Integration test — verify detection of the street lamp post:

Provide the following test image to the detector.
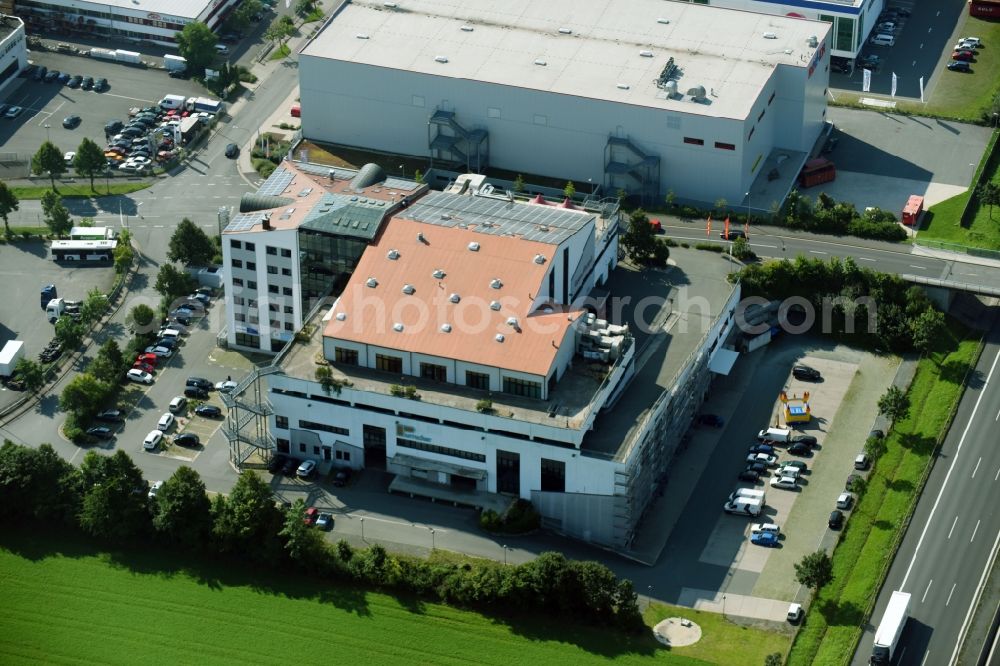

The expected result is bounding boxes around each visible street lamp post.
[136,201,144,220]
[647,585,653,612]
[745,191,751,233]
[43,123,51,142]
[722,594,727,618]
[360,517,365,541]
[502,544,508,565]
[429,527,435,551]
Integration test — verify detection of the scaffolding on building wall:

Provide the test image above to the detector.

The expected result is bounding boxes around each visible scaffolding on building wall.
[222,365,279,470]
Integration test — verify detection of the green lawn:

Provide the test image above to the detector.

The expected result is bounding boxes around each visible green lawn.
[788,322,980,665]
[0,529,726,665]
[12,182,151,199]
[269,43,292,60]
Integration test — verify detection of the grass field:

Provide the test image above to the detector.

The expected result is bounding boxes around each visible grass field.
[0,529,786,665]
[11,182,151,200]
[787,322,981,665]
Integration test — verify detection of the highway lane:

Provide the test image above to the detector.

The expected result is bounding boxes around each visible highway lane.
[851,321,1000,666]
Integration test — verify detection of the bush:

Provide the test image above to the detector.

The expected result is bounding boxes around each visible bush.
[480,499,541,534]
[253,159,276,179]
[695,242,724,253]
[63,414,88,444]
[475,399,493,413]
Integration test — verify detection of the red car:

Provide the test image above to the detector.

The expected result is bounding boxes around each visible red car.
[952,50,975,61]
[136,353,159,366]
[303,507,319,526]
[132,361,155,374]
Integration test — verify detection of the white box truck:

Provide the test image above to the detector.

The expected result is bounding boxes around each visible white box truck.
[0,340,25,377]
[723,496,763,516]
[870,590,910,664]
[728,488,766,503]
[758,427,792,443]
[164,54,187,72]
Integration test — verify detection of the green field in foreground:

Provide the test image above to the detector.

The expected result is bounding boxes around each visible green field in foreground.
[0,530,751,665]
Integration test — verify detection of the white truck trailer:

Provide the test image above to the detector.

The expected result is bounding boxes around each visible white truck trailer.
[870,590,910,664]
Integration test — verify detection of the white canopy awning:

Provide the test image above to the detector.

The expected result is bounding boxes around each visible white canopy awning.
[709,348,740,375]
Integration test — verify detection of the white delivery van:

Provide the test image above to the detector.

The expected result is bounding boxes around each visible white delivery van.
[870,34,895,46]
[723,497,764,516]
[215,44,230,56]
[758,427,792,443]
[728,488,766,503]
[160,94,186,110]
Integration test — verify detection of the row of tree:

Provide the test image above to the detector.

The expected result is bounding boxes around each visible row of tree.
[0,442,645,632]
[736,256,947,354]
[32,138,108,191]
[781,191,907,242]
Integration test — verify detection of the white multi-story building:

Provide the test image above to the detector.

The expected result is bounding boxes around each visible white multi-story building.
[14,0,240,46]
[298,0,832,209]
[0,14,27,98]
[221,160,426,353]
[672,0,884,60]
[226,178,743,549]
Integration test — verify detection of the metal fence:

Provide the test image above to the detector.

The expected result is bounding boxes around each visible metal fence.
[914,238,1000,262]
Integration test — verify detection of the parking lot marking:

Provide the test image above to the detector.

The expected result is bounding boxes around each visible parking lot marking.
[972,520,981,543]
[995,466,1000,481]
[809,250,827,255]
[947,582,957,606]
[910,265,927,270]
[922,579,933,603]
[972,457,982,478]
[857,257,876,261]
[949,515,958,539]
[105,93,155,104]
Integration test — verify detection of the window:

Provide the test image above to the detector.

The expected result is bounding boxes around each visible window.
[283,287,292,296]
[299,420,349,436]
[230,239,242,250]
[420,362,447,382]
[269,285,279,293]
[281,248,291,258]
[232,259,243,268]
[275,415,289,429]
[247,261,256,270]
[312,445,320,455]
[235,313,246,322]
[768,91,776,106]
[397,437,486,463]
[502,377,542,399]
[683,137,704,146]
[715,142,736,151]
[267,265,278,274]
[234,296,245,306]
[834,16,855,52]
[336,450,352,461]
[343,451,350,462]
[235,332,259,347]
[466,371,490,390]
[276,438,290,453]
[758,109,766,122]
[299,442,306,453]
[412,95,425,107]
[282,268,292,276]
[487,107,501,119]
[245,242,256,251]
[375,354,402,373]
[284,305,294,314]
[266,246,277,255]
[336,348,359,365]
[268,303,279,312]
[747,127,755,142]
[232,278,243,287]
[284,322,293,331]
[540,458,566,492]
[248,281,257,290]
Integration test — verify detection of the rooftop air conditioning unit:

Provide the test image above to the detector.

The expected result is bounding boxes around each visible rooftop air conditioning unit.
[763,32,778,39]
[387,249,400,260]
[366,277,378,288]
[402,284,415,294]
[468,242,480,251]
[432,269,445,279]
[490,278,502,289]
[434,55,448,63]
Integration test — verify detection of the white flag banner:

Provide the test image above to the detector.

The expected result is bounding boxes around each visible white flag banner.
[862,68,871,92]
[891,72,898,98]
[919,76,925,103]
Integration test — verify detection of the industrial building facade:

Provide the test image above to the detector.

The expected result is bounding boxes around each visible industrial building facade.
[298,0,832,208]
[0,14,26,98]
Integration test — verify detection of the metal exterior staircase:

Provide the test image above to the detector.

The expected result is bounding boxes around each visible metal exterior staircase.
[604,136,660,205]
[428,109,489,172]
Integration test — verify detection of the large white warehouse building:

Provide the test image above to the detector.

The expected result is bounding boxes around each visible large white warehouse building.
[298,0,832,207]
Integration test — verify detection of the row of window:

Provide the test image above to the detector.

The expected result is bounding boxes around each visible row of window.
[232,297,294,315]
[298,419,349,436]
[397,437,487,463]
[230,239,292,258]
[230,278,294,297]
[683,137,736,150]
[235,314,293,330]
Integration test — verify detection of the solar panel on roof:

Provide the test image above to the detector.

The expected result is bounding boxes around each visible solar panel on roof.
[256,168,295,197]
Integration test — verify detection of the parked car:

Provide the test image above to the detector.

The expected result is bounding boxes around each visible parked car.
[96,409,123,422]
[333,467,353,487]
[960,36,982,47]
[81,76,94,90]
[789,435,817,447]
[184,386,209,400]
[187,377,213,390]
[303,507,319,525]
[189,293,211,305]
[770,475,798,490]
[747,452,778,467]
[282,458,300,475]
[144,345,173,358]
[751,522,780,536]
[783,460,808,472]
[169,396,188,413]
[947,61,972,73]
[268,454,288,474]
[854,453,870,470]
[738,469,761,483]
[869,429,884,440]
[126,368,153,384]
[792,365,821,381]
[952,50,975,61]
[297,460,317,478]
[225,143,239,158]
[750,531,780,548]
[749,443,775,455]
[44,70,60,83]
[720,229,746,241]
[136,353,159,366]
[216,380,238,393]
[194,404,222,418]
[148,480,164,498]
[94,77,108,91]
[157,413,175,431]
[4,106,24,119]
[787,442,811,456]
[132,361,155,374]
[154,337,177,350]
[33,66,47,81]
[746,461,768,475]
[62,115,81,129]
[316,513,334,530]
[174,433,201,447]
[86,426,114,440]
[837,492,854,510]
[143,430,163,450]
[829,509,844,529]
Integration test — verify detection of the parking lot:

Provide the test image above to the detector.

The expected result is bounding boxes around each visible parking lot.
[0,51,206,177]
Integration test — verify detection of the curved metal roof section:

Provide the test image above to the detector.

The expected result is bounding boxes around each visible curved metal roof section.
[349,162,386,191]
[239,193,295,213]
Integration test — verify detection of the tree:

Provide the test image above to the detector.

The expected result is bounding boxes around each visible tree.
[40,190,72,237]
[714,197,729,216]
[563,181,576,199]
[176,22,217,73]
[168,218,216,266]
[279,499,327,568]
[54,315,86,351]
[32,141,66,189]
[765,653,784,666]
[155,263,197,302]
[78,450,149,541]
[211,472,283,564]
[295,0,316,16]
[664,189,676,209]
[264,15,295,47]
[731,236,755,261]
[877,385,910,424]
[864,434,888,462]
[126,303,157,335]
[73,138,107,191]
[59,374,112,416]
[227,0,262,32]
[80,287,109,325]
[0,442,81,525]
[14,358,46,393]
[910,308,946,356]
[152,466,213,550]
[620,208,658,264]
[978,181,1000,220]
[90,339,126,384]
[0,179,19,235]
[794,549,833,590]
[513,174,525,193]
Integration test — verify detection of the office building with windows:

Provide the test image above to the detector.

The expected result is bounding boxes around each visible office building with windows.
[0,14,26,97]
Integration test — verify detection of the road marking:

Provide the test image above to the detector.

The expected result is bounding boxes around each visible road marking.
[754,243,777,249]
[949,515,958,539]
[922,579,933,603]
[995,466,1000,481]
[901,346,1000,590]
[858,257,876,261]
[950,528,1000,666]
[996,407,999,421]
[912,60,916,67]
[910,265,927,269]
[972,520,981,543]
[921,652,930,666]
[973,457,982,478]
[809,250,827,255]
[947,583,957,606]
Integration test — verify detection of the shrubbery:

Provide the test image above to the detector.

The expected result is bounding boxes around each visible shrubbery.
[783,191,907,241]
[0,442,645,633]
[479,499,541,534]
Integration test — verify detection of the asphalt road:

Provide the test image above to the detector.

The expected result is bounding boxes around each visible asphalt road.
[851,317,1000,666]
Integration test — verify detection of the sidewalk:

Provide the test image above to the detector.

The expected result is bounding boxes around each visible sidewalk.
[911,243,1000,269]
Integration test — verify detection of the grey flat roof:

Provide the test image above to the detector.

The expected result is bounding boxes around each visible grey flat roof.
[301,194,388,240]
[399,191,595,246]
[301,0,831,120]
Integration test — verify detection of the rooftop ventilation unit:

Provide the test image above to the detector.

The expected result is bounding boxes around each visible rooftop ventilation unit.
[383,1,397,7]
[656,57,678,89]
[533,254,547,264]
[763,32,778,39]
[335,312,347,321]
[468,242,480,252]
[807,35,818,47]
[434,55,449,63]
[328,170,336,179]
[657,17,670,25]
[616,83,630,90]
[402,284,415,295]
[417,232,427,243]
[460,25,473,32]
[356,34,369,39]
[558,27,572,34]
[490,278,502,289]
[440,323,452,332]
[687,85,707,101]
[490,301,501,311]
[449,293,461,303]
[534,59,547,66]
[393,323,404,332]
[366,277,378,288]
[495,334,505,343]
[432,268,446,279]
[640,50,654,58]
[506,316,520,330]
[664,80,679,97]
[387,249,400,260]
